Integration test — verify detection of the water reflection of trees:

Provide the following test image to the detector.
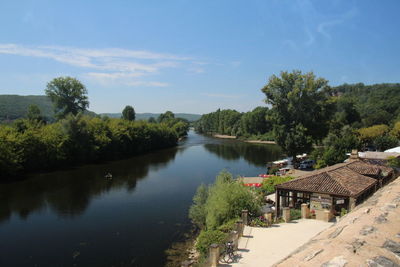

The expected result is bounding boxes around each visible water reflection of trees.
[0,147,181,223]
[204,142,282,167]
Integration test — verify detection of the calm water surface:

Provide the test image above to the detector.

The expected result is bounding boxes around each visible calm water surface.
[0,131,282,267]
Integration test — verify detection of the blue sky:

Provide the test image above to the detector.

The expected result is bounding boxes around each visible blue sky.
[0,0,399,114]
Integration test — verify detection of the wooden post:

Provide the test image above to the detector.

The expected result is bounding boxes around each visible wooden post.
[241,210,248,225]
[209,244,220,267]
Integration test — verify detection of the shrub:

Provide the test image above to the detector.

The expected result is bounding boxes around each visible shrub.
[205,171,262,229]
[249,216,268,227]
[196,230,227,257]
[340,208,348,217]
[217,217,240,233]
[261,176,294,194]
[189,184,209,229]
[290,209,301,220]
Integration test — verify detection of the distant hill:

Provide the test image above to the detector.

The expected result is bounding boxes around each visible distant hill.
[0,95,55,122]
[101,112,202,122]
[0,94,201,122]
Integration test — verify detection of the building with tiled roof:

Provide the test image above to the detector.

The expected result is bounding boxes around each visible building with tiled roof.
[274,156,394,220]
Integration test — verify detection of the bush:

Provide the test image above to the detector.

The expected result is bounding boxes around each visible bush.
[340,208,348,217]
[261,176,294,194]
[196,230,228,257]
[290,209,301,220]
[189,184,209,229]
[205,171,262,229]
[249,216,268,227]
[217,217,240,233]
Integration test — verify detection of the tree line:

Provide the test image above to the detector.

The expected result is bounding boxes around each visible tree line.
[195,70,400,167]
[195,107,273,140]
[0,76,189,179]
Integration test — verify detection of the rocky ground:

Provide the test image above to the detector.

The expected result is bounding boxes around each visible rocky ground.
[275,176,400,267]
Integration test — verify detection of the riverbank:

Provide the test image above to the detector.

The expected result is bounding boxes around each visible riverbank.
[0,116,181,180]
[212,134,276,144]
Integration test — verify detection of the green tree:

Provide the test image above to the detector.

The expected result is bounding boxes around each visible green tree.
[158,111,175,123]
[240,107,271,135]
[261,176,294,194]
[122,105,135,121]
[148,117,157,123]
[45,76,89,119]
[261,70,333,161]
[374,135,398,151]
[189,184,209,229]
[390,121,400,140]
[27,104,44,122]
[205,171,261,229]
[358,124,390,149]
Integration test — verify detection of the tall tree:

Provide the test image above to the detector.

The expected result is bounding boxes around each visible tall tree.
[27,104,44,122]
[262,70,333,161]
[122,105,136,121]
[45,76,89,119]
[158,111,175,123]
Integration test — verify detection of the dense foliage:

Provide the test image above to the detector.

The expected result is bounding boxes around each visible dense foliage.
[0,77,191,179]
[261,176,294,194]
[194,73,400,167]
[189,171,262,256]
[45,77,89,119]
[0,114,185,180]
[122,105,136,121]
[194,107,273,140]
[332,83,400,127]
[262,70,334,161]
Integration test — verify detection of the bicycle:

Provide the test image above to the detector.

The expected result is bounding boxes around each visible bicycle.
[220,241,236,263]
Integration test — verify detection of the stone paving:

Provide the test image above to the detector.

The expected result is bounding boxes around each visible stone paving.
[222,219,333,267]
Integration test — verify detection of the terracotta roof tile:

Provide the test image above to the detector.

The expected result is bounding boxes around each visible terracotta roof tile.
[276,160,390,197]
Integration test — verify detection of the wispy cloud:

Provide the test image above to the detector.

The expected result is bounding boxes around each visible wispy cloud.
[317,19,343,40]
[0,44,196,87]
[289,1,358,48]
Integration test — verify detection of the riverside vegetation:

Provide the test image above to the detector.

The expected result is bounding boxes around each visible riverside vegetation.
[186,70,400,264]
[195,71,400,168]
[0,76,189,179]
[189,170,262,259]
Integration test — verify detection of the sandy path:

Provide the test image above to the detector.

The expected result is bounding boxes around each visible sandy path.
[224,219,333,267]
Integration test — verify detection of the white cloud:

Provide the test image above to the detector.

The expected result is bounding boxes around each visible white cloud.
[0,43,197,87]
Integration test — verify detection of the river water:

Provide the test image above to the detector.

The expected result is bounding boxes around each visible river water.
[0,131,282,267]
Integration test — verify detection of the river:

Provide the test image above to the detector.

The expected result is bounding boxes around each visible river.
[0,131,282,267]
